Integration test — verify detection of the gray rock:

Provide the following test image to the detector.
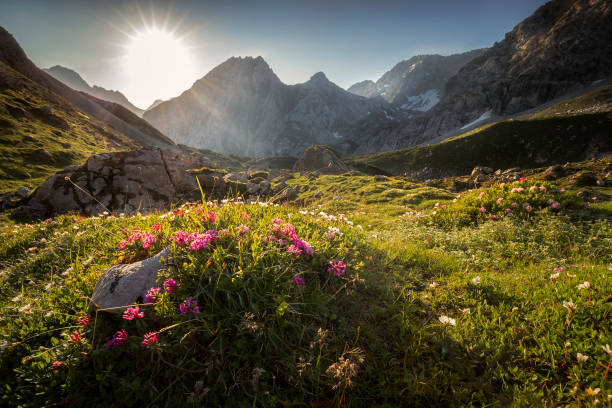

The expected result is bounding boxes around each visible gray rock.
[293,145,350,175]
[14,186,30,198]
[543,164,566,180]
[246,182,260,195]
[572,172,598,187]
[91,247,170,311]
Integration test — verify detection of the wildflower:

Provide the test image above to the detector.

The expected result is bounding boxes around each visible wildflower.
[519,177,528,181]
[151,223,162,231]
[576,353,589,363]
[511,306,519,312]
[500,182,505,187]
[491,215,498,221]
[497,197,504,204]
[106,329,128,349]
[577,281,591,290]
[202,212,217,223]
[240,212,250,221]
[550,272,560,279]
[563,300,577,310]
[328,260,347,277]
[539,186,546,192]
[429,282,438,289]
[438,315,456,326]
[287,244,302,257]
[50,361,63,370]
[479,207,486,213]
[551,201,561,210]
[122,306,144,321]
[461,308,471,315]
[179,297,200,315]
[292,275,305,286]
[524,204,533,213]
[219,228,230,237]
[140,233,156,250]
[163,278,177,294]
[566,272,576,278]
[327,226,343,239]
[511,202,518,208]
[517,187,525,193]
[189,230,218,251]
[141,331,159,348]
[77,315,91,327]
[602,344,612,356]
[510,188,518,193]
[145,287,160,303]
[471,276,481,285]
[118,240,128,250]
[236,225,249,235]
[529,185,538,192]
[68,331,82,344]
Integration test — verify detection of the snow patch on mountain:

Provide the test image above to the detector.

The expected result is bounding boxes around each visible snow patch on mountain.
[400,89,439,112]
[460,110,492,130]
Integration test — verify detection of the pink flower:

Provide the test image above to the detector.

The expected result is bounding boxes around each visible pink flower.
[539,186,546,192]
[511,202,518,208]
[479,207,487,213]
[170,231,190,246]
[118,240,128,250]
[292,275,305,286]
[179,297,200,315]
[127,230,142,243]
[287,244,302,257]
[188,230,218,251]
[500,183,506,187]
[438,204,445,209]
[106,329,128,349]
[240,212,250,221]
[141,331,158,348]
[519,177,528,182]
[551,201,561,210]
[163,278,176,294]
[560,188,566,192]
[141,233,156,250]
[511,188,518,193]
[263,235,278,243]
[77,315,91,327]
[151,223,162,232]
[504,208,512,214]
[328,260,347,277]
[491,215,498,220]
[68,331,82,344]
[529,185,538,192]
[517,187,525,193]
[145,287,160,303]
[236,225,249,235]
[271,218,283,225]
[122,306,144,321]
[50,361,63,370]
[202,212,217,223]
[219,229,230,237]
[497,197,504,204]
[524,204,533,213]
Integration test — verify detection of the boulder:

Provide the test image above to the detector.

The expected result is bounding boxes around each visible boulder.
[293,145,350,175]
[572,172,598,187]
[30,148,53,163]
[91,248,170,311]
[503,167,521,174]
[273,187,297,203]
[543,164,566,180]
[471,166,494,177]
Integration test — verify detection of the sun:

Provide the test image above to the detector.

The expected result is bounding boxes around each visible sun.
[122,28,196,108]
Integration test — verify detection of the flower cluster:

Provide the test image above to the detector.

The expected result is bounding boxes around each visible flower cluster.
[328,260,347,276]
[123,306,144,321]
[201,211,217,223]
[264,219,313,257]
[179,297,200,315]
[170,230,218,251]
[141,331,159,348]
[106,329,128,349]
[118,229,157,250]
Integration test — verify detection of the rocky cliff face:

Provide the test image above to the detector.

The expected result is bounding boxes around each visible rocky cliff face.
[143,57,387,157]
[347,49,485,112]
[342,0,612,155]
[44,65,144,116]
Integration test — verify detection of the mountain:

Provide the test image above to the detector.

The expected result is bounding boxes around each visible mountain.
[340,0,612,155]
[347,49,485,112]
[0,26,174,192]
[146,99,164,111]
[44,65,144,116]
[144,56,389,157]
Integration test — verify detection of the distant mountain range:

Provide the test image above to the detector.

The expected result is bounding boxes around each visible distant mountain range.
[143,57,390,157]
[347,49,486,112]
[43,65,144,116]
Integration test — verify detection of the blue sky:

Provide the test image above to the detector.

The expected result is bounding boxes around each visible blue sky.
[0,0,549,108]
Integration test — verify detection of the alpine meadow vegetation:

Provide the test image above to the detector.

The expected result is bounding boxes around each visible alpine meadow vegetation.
[0,169,611,407]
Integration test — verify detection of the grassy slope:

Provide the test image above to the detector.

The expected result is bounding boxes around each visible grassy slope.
[348,86,612,177]
[0,62,138,193]
[1,162,610,406]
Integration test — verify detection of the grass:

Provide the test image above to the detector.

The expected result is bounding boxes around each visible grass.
[1,164,610,406]
[347,86,612,177]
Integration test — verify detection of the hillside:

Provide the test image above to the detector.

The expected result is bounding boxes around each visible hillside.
[347,86,612,178]
[44,65,144,116]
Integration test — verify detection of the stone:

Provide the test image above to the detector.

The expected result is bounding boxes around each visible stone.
[503,167,521,174]
[22,134,36,142]
[572,172,598,187]
[374,175,387,182]
[246,182,260,195]
[543,164,566,180]
[293,145,350,175]
[14,186,30,198]
[30,148,53,163]
[474,174,487,183]
[91,248,170,311]
[273,187,297,203]
[471,166,494,177]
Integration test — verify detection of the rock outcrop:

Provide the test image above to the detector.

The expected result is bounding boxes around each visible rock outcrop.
[13,147,210,218]
[91,247,170,311]
[293,145,350,175]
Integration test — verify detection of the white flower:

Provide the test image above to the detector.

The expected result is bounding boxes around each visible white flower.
[549,272,560,280]
[471,276,481,285]
[563,300,577,310]
[577,281,590,290]
[602,344,612,356]
[566,273,576,278]
[511,307,519,312]
[429,282,438,289]
[438,315,456,326]
[565,342,571,348]
[461,308,471,315]
[576,352,589,363]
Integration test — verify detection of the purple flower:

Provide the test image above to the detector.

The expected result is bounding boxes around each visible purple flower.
[504,208,512,214]
[287,244,302,257]
[163,278,177,294]
[292,275,305,286]
[202,212,217,223]
[145,287,160,304]
[328,260,347,277]
[106,329,128,349]
[179,297,200,315]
